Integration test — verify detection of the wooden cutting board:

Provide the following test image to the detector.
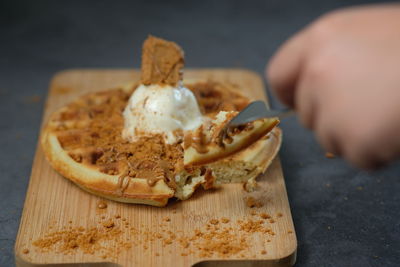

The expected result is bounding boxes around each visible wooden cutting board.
[15,69,297,267]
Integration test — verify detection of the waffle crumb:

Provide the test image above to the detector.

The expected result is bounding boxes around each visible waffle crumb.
[22,248,29,254]
[164,239,173,245]
[164,217,171,222]
[261,250,267,255]
[102,220,115,228]
[325,152,335,158]
[221,217,230,223]
[179,239,190,248]
[26,95,41,104]
[260,213,271,219]
[209,219,219,225]
[243,179,258,192]
[245,197,263,208]
[195,228,249,258]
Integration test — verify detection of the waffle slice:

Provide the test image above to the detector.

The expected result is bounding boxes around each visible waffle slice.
[183,111,280,166]
[174,111,281,200]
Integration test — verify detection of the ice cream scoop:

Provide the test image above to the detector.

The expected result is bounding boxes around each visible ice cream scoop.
[122,84,203,144]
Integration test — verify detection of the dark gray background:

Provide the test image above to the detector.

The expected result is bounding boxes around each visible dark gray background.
[1,0,399,266]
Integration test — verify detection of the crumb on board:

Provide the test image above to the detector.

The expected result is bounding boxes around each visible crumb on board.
[102,220,115,228]
[221,217,230,223]
[245,197,263,208]
[325,152,335,158]
[209,219,219,225]
[243,179,258,192]
[32,213,280,259]
[260,213,271,219]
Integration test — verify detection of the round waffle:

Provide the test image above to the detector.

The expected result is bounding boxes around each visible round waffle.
[41,80,280,206]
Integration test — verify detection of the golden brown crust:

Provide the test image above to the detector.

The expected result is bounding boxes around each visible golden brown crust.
[141,36,184,86]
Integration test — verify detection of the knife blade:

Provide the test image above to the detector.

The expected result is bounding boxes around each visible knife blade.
[227,100,294,127]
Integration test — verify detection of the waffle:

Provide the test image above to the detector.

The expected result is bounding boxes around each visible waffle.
[41,80,281,206]
[41,36,282,206]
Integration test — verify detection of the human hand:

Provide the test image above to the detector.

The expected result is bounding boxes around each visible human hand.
[267,4,400,169]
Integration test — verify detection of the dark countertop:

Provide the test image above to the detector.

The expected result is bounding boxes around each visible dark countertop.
[1,0,399,266]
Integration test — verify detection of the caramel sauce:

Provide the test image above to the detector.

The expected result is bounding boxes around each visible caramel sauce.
[159,160,177,189]
[116,170,130,196]
[184,125,211,154]
[97,201,108,209]
[216,126,233,147]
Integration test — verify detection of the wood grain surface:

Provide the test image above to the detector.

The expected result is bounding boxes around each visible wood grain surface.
[14,69,297,267]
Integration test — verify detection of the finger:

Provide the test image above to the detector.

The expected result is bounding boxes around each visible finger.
[345,144,384,170]
[294,65,319,130]
[314,113,343,156]
[266,29,310,107]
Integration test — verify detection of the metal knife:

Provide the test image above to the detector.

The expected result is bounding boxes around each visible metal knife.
[227,100,294,127]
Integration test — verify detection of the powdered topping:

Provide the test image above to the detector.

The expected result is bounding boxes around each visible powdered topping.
[31,210,289,260]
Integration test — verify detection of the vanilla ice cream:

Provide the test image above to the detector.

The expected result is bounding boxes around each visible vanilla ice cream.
[122,84,203,144]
